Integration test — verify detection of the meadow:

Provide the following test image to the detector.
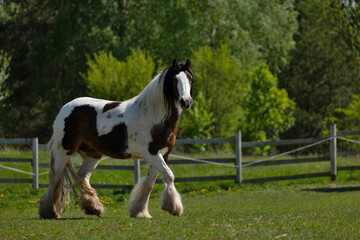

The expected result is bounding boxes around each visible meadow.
[1,148,360,239]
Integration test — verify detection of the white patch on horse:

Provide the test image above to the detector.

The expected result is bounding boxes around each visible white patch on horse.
[97,100,131,137]
[160,147,169,156]
[167,132,174,141]
[176,72,191,101]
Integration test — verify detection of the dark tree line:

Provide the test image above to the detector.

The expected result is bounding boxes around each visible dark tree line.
[0,0,359,143]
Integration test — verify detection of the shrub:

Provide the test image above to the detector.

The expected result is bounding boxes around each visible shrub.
[81,49,155,101]
[241,63,296,143]
[192,43,248,138]
[178,91,215,151]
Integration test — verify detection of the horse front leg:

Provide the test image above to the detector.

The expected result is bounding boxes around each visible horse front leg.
[141,152,183,217]
[128,165,158,218]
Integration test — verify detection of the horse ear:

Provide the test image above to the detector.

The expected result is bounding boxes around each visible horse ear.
[185,59,191,69]
[172,59,179,68]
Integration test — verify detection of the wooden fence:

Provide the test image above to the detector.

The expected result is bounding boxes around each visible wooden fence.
[0,138,39,188]
[1,124,360,189]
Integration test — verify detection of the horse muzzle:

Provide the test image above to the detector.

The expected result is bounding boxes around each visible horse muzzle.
[180,97,193,110]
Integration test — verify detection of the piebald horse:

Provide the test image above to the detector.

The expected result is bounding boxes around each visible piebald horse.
[39,59,193,219]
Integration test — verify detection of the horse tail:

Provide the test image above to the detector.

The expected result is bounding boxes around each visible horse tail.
[47,149,69,217]
[47,134,54,151]
[39,135,73,218]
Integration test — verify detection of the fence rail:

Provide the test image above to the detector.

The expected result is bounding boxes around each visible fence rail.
[1,124,360,189]
[38,160,140,190]
[0,138,38,188]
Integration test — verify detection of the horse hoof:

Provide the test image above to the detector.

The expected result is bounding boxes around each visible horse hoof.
[39,209,61,219]
[130,211,152,218]
[84,208,104,217]
[161,202,183,216]
[82,200,105,217]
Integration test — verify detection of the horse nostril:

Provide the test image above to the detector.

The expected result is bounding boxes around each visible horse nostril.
[180,99,186,108]
[180,98,191,109]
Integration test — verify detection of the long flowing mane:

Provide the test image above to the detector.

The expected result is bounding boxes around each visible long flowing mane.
[136,68,174,124]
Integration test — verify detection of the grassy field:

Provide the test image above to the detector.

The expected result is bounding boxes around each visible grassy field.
[1,148,360,239]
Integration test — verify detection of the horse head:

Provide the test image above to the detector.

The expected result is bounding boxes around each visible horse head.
[164,59,194,111]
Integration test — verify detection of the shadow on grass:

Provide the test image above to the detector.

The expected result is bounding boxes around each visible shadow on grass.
[32,217,87,221]
[303,185,360,193]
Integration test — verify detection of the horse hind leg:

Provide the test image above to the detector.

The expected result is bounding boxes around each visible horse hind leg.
[129,165,158,218]
[76,148,104,217]
[39,149,69,219]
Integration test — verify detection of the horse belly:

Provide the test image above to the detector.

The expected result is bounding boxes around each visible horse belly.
[95,122,132,159]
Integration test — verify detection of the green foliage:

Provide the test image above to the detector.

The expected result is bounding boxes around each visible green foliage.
[328,94,360,131]
[241,63,296,142]
[0,0,301,141]
[192,43,248,137]
[192,44,295,142]
[124,0,298,73]
[82,49,155,101]
[0,50,10,101]
[322,94,360,150]
[0,50,11,137]
[325,95,360,151]
[178,92,214,151]
[0,0,127,139]
[279,0,360,138]
[178,92,214,139]
[329,1,360,53]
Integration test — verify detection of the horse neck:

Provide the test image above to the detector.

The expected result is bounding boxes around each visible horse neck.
[136,71,180,126]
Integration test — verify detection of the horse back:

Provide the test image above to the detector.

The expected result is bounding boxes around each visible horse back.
[55,97,132,159]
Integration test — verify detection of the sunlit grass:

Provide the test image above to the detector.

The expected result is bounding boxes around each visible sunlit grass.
[1,147,360,239]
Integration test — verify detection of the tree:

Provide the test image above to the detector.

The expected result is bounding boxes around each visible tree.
[329,0,360,54]
[326,94,360,151]
[0,50,10,136]
[0,0,298,140]
[193,44,295,140]
[123,0,297,73]
[0,50,10,101]
[0,0,126,139]
[279,0,360,138]
[328,94,360,131]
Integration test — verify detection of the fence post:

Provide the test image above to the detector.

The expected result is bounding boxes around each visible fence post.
[32,138,39,189]
[235,130,242,183]
[330,124,337,181]
[134,159,141,184]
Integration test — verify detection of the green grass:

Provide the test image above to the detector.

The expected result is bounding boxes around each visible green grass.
[2,148,360,239]
[2,183,360,239]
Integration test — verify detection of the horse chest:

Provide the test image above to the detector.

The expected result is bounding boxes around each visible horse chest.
[148,118,178,156]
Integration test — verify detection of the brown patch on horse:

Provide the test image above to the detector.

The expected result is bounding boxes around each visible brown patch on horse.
[62,107,89,155]
[148,104,179,160]
[103,101,121,113]
[77,143,103,159]
[62,105,131,159]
